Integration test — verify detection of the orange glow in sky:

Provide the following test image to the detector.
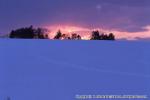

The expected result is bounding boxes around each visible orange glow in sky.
[46,25,90,39]
[45,25,150,40]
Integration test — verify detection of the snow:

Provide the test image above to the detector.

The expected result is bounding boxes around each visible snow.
[0,39,150,100]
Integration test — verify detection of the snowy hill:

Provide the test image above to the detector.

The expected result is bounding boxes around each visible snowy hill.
[0,39,149,100]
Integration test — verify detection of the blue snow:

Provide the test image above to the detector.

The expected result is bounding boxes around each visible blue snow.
[0,39,150,100]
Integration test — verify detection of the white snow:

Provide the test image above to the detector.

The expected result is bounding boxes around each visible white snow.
[0,39,149,100]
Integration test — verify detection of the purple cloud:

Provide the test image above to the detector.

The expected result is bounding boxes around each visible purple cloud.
[0,0,150,34]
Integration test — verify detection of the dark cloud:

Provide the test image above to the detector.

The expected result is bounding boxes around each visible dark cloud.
[0,0,150,33]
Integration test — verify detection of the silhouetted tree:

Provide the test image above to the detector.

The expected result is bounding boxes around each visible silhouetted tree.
[90,30,100,40]
[71,33,81,40]
[61,34,71,40]
[35,28,49,39]
[9,25,35,39]
[9,26,49,39]
[108,33,115,40]
[9,30,15,38]
[54,30,62,39]
[77,35,81,40]
[100,33,108,40]
[90,30,115,40]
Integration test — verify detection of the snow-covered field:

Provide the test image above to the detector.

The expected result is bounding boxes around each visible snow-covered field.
[0,39,149,100]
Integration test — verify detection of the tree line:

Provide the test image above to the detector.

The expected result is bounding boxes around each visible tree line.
[9,26,49,39]
[9,26,115,40]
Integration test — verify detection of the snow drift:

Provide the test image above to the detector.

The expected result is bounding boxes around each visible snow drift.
[0,39,149,100]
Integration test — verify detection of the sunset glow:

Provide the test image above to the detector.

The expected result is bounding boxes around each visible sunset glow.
[45,25,150,40]
[45,25,90,39]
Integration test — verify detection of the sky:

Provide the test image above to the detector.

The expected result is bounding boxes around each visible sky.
[0,0,150,40]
